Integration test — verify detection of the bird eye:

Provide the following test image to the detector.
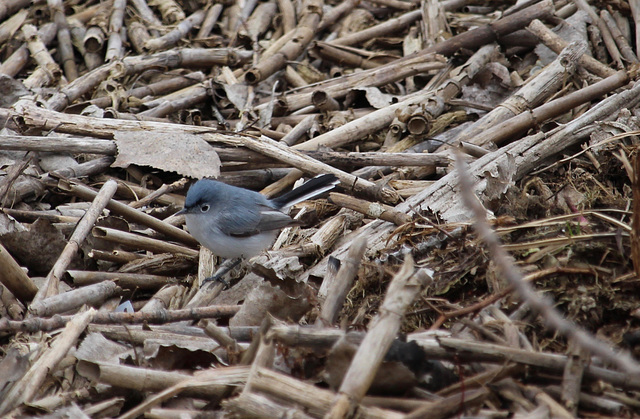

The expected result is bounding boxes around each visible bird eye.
[200,204,210,213]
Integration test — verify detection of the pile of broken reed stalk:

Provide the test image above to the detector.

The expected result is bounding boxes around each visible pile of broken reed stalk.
[1,0,640,417]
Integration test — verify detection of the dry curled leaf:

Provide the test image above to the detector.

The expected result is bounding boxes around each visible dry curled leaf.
[113,131,221,179]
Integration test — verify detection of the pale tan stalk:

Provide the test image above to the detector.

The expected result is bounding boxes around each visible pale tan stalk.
[311,91,340,111]
[453,41,587,146]
[89,71,205,108]
[238,2,277,42]
[0,284,24,319]
[261,53,446,112]
[223,3,241,34]
[0,0,30,22]
[309,41,382,69]
[139,84,209,117]
[316,237,367,326]
[367,0,413,10]
[630,0,640,57]
[144,9,206,51]
[244,0,322,84]
[129,178,187,209]
[283,64,308,87]
[129,0,163,30]
[0,243,38,304]
[405,388,490,418]
[92,227,199,258]
[140,285,182,312]
[277,0,296,33]
[0,9,27,45]
[32,180,118,303]
[560,338,589,415]
[0,310,95,415]
[105,0,126,61]
[196,4,223,41]
[23,67,54,90]
[318,0,359,31]
[141,82,209,112]
[128,21,151,54]
[470,69,633,147]
[202,319,240,353]
[292,44,494,151]
[331,10,422,46]
[600,9,639,64]
[89,249,142,264]
[328,193,412,225]
[22,24,63,86]
[48,0,78,80]
[573,0,623,68]
[70,0,112,24]
[225,392,315,418]
[68,18,103,70]
[95,175,184,207]
[29,282,120,317]
[76,362,248,398]
[260,168,304,198]
[0,135,116,154]
[0,23,56,76]
[55,178,196,245]
[326,256,429,417]
[528,19,615,77]
[68,270,179,289]
[84,4,110,53]
[149,0,185,23]
[422,0,448,47]
[247,367,402,418]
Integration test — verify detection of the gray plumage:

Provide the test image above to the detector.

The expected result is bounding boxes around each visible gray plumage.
[179,174,339,258]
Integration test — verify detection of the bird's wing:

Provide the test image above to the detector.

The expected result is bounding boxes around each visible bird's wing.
[253,205,297,232]
[218,204,294,237]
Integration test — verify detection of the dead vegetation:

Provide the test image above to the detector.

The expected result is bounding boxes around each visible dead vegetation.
[1,0,640,417]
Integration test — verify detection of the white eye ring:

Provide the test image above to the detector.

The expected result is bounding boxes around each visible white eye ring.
[200,204,210,213]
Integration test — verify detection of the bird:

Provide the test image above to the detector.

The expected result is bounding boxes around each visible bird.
[177,174,339,259]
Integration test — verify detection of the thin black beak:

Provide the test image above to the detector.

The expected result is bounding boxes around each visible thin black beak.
[175,208,187,216]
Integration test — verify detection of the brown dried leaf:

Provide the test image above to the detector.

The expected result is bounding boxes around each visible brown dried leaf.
[0,75,28,108]
[113,131,220,179]
[230,281,312,326]
[76,333,133,364]
[1,218,82,275]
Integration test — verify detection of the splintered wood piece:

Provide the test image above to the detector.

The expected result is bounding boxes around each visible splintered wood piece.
[316,236,367,326]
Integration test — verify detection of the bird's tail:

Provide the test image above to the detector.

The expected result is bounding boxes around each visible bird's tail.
[271,174,339,210]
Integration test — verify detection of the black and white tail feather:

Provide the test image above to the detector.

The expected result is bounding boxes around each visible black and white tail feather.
[271,174,340,210]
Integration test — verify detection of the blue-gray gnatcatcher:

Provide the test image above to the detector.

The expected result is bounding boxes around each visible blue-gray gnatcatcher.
[177,174,339,259]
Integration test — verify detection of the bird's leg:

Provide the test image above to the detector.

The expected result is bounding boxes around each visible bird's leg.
[202,258,242,288]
